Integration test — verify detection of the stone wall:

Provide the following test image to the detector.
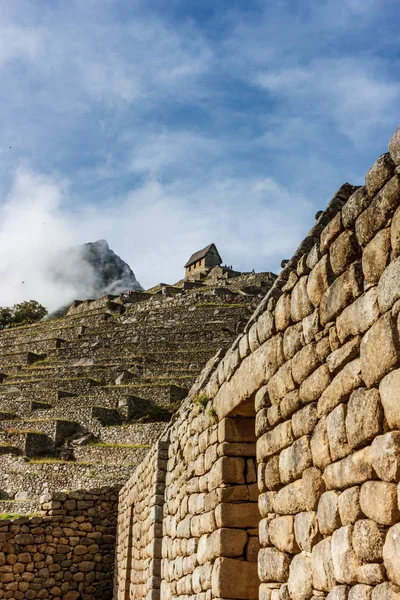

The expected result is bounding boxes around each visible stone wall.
[115,124,400,600]
[0,487,118,600]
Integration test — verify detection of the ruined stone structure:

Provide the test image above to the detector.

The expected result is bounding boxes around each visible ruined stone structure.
[3,125,400,600]
[114,125,400,600]
[184,244,222,278]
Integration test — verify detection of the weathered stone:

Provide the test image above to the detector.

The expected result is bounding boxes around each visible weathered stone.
[370,431,400,481]
[310,417,332,470]
[318,359,363,416]
[291,276,314,323]
[330,230,359,276]
[257,420,294,462]
[348,585,373,600]
[258,309,276,344]
[288,553,313,600]
[342,187,370,229]
[338,487,362,526]
[365,152,395,197]
[355,175,400,246]
[320,262,363,326]
[258,547,290,583]
[362,228,391,283]
[280,389,301,419]
[317,491,341,536]
[273,480,306,515]
[300,365,331,404]
[275,294,292,331]
[371,582,400,600]
[327,338,360,374]
[379,368,400,428]
[352,519,384,562]
[215,503,260,528]
[292,343,321,385]
[302,467,326,511]
[218,418,256,443]
[268,516,299,554]
[331,526,361,584]
[327,403,350,462]
[294,511,320,552]
[212,557,259,599]
[268,362,296,405]
[312,538,336,592]
[388,125,400,165]
[307,255,332,308]
[383,524,400,587]
[359,481,400,525]
[360,313,400,387]
[377,256,400,313]
[283,323,304,360]
[279,436,312,484]
[336,288,380,344]
[208,457,245,490]
[303,309,321,344]
[323,447,373,490]
[327,587,350,600]
[345,388,382,450]
[264,456,281,490]
[357,564,385,586]
[292,404,318,438]
[321,212,342,254]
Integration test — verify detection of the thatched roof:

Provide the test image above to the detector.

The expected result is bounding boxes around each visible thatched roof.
[184,243,221,268]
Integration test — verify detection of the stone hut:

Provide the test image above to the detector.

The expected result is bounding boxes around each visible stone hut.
[184,243,222,278]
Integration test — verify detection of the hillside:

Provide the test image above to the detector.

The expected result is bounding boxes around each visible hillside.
[0,264,276,514]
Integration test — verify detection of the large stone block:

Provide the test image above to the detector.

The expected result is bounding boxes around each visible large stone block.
[218,418,256,443]
[345,388,382,450]
[357,564,385,586]
[370,431,400,481]
[310,416,332,470]
[321,212,342,253]
[257,420,294,462]
[323,447,373,490]
[291,276,314,323]
[360,313,400,387]
[288,553,313,600]
[317,491,341,536]
[372,583,400,599]
[355,175,400,246]
[362,228,391,284]
[383,524,400,587]
[326,337,360,374]
[377,256,400,313]
[197,528,248,564]
[327,587,351,600]
[338,486,362,526]
[312,537,336,592]
[342,187,370,229]
[307,255,332,308]
[359,481,400,526]
[275,294,292,331]
[365,152,395,197]
[319,262,363,326]
[318,359,363,417]
[330,230,359,276]
[268,516,298,554]
[267,362,296,405]
[379,368,400,428]
[257,309,276,344]
[279,436,312,484]
[299,365,331,404]
[327,403,350,462]
[258,547,290,583]
[294,511,320,552]
[215,503,260,528]
[302,467,326,511]
[292,404,318,438]
[352,519,385,562]
[348,585,373,600]
[331,525,361,584]
[292,343,321,385]
[273,480,306,515]
[283,322,305,360]
[212,557,259,599]
[208,457,245,490]
[336,288,380,344]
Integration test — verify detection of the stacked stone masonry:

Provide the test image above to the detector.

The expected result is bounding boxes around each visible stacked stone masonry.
[115,125,400,600]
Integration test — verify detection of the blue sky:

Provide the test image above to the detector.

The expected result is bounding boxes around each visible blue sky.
[0,0,399,308]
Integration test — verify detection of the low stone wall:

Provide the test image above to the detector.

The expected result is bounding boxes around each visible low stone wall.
[115,125,400,600]
[0,487,118,600]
